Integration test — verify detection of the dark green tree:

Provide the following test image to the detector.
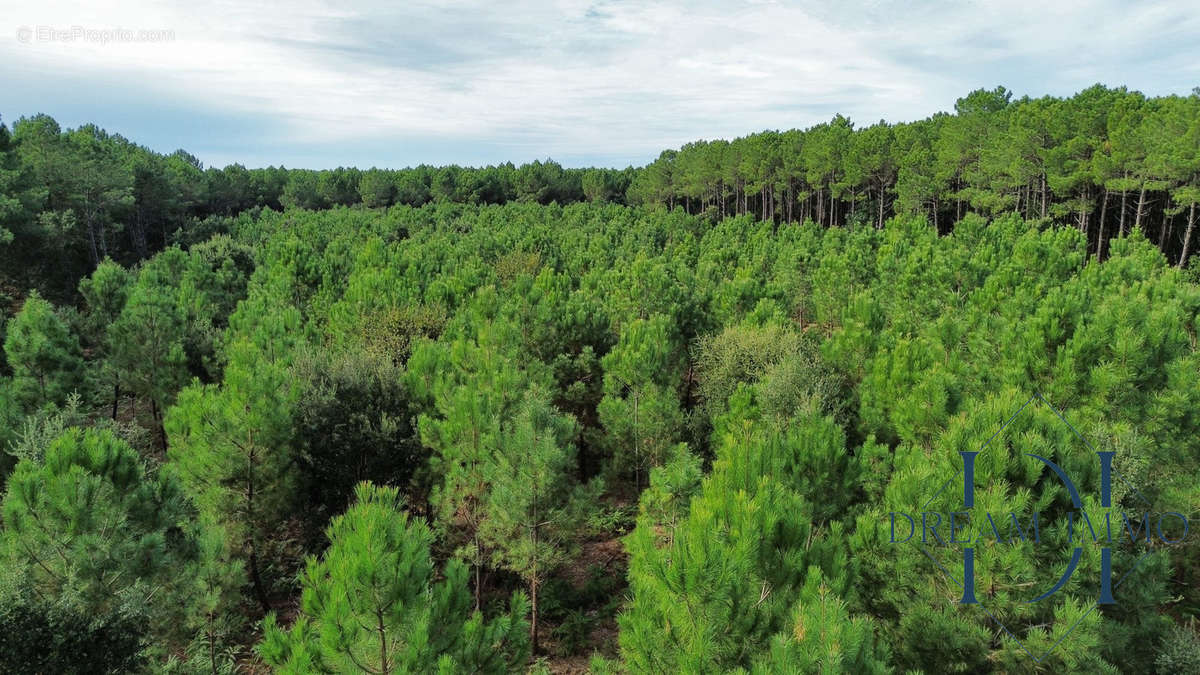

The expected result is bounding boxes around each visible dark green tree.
[2,291,83,411]
[258,482,530,674]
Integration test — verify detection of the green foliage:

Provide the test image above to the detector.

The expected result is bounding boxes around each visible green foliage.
[3,391,88,464]
[3,291,83,411]
[3,87,1200,673]
[481,389,599,651]
[598,315,685,488]
[751,567,891,675]
[407,316,547,590]
[78,258,132,345]
[0,596,147,675]
[694,323,803,411]
[634,443,702,548]
[695,323,845,425]
[108,257,189,438]
[166,330,299,611]
[290,345,424,532]
[1157,621,1200,675]
[171,521,247,675]
[619,397,861,672]
[258,482,530,673]
[0,381,19,479]
[0,428,198,658]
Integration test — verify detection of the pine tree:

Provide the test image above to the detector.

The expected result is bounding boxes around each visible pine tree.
[109,266,188,449]
[407,323,531,608]
[480,389,597,653]
[597,314,684,490]
[0,116,32,259]
[174,521,246,675]
[619,394,854,671]
[2,291,83,411]
[752,568,891,674]
[258,482,530,674]
[0,428,198,652]
[78,258,131,418]
[165,336,297,614]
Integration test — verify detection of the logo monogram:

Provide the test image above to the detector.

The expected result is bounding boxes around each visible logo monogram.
[885,393,1190,662]
[956,450,1117,605]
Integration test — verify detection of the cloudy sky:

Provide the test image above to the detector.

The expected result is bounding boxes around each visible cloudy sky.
[2,0,1197,169]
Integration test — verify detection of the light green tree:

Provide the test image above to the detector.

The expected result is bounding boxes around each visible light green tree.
[78,258,131,418]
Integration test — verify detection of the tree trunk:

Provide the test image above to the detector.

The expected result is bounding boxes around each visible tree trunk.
[1119,189,1127,237]
[1041,174,1048,219]
[1135,186,1146,232]
[246,435,271,615]
[111,382,120,420]
[530,483,541,655]
[1096,190,1109,260]
[151,399,167,453]
[98,219,109,260]
[132,210,149,260]
[1180,201,1197,269]
[248,546,270,615]
[531,578,539,655]
[474,533,482,611]
[208,612,219,675]
[878,184,885,229]
[632,390,641,491]
[86,217,100,268]
[377,609,391,675]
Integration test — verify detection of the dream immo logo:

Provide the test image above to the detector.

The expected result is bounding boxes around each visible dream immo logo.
[887,393,1189,662]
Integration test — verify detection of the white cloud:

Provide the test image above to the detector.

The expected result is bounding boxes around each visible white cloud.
[2,0,1197,168]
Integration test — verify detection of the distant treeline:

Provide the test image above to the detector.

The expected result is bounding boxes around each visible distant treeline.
[628,85,1200,266]
[2,84,1199,300]
[0,115,636,299]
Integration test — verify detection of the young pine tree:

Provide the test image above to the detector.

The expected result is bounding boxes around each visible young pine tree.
[169,521,248,675]
[597,314,684,491]
[77,258,131,419]
[2,291,83,411]
[619,393,858,672]
[108,271,188,450]
[166,337,298,614]
[480,389,598,654]
[752,567,892,674]
[0,428,198,662]
[407,324,532,609]
[258,482,530,674]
